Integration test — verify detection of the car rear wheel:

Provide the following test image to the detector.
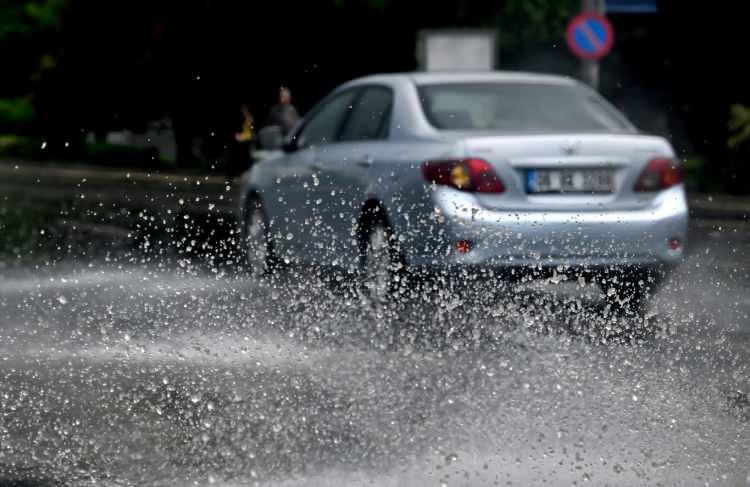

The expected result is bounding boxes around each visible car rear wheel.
[600,267,666,314]
[358,215,404,303]
[242,198,275,276]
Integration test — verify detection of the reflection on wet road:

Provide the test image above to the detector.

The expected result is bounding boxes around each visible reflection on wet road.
[1,219,749,486]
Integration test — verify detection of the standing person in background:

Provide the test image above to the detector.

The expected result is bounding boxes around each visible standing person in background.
[267,86,300,135]
[227,104,254,178]
[235,104,254,144]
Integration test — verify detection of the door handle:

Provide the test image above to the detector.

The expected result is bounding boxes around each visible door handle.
[355,155,375,167]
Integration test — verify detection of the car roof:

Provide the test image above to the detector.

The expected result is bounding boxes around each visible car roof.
[347,71,579,87]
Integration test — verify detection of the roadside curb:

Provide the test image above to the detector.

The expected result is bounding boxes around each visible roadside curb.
[689,195,750,221]
[690,207,749,221]
[0,158,230,184]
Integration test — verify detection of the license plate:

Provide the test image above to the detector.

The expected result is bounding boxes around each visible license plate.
[526,169,613,193]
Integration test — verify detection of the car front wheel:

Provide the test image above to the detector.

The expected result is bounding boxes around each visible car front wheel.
[242,198,276,276]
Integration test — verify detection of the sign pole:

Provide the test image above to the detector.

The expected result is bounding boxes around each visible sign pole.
[581,0,605,90]
[565,6,613,89]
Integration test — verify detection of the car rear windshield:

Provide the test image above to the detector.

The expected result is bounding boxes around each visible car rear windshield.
[417,82,633,133]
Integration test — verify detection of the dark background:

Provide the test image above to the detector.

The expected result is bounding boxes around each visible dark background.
[1,0,749,192]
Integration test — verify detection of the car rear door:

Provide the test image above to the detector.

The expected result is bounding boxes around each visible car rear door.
[308,85,394,266]
[272,88,359,261]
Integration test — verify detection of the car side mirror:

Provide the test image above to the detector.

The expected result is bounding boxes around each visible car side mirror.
[282,135,300,153]
[283,119,304,152]
[257,125,284,151]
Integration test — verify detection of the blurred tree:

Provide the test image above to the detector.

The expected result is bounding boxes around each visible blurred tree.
[0,0,64,133]
[726,104,750,194]
[0,98,35,131]
[497,0,578,51]
[0,0,64,38]
[0,0,584,166]
[728,104,750,150]
[24,0,66,29]
[1,0,748,189]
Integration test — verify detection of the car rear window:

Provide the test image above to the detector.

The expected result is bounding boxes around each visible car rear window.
[417,82,633,133]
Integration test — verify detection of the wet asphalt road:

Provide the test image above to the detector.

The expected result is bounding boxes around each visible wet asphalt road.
[1,216,749,486]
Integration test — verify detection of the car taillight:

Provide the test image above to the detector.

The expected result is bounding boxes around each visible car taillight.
[421,158,504,193]
[634,157,684,192]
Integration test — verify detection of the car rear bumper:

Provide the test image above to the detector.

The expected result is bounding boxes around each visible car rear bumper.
[407,186,688,270]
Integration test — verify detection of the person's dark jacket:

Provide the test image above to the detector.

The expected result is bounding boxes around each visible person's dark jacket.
[267,104,300,135]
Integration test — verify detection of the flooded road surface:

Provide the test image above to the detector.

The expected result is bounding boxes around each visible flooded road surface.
[1,219,749,486]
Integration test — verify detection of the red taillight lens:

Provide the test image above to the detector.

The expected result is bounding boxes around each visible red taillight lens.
[634,157,684,192]
[455,239,472,253]
[421,158,505,193]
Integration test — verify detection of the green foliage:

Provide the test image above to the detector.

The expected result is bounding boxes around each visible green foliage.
[24,0,66,30]
[498,0,579,50]
[0,134,45,159]
[0,1,67,136]
[0,0,65,39]
[0,98,36,126]
[728,104,750,149]
[0,3,32,38]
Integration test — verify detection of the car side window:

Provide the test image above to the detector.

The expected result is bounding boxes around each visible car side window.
[296,89,358,149]
[338,86,393,142]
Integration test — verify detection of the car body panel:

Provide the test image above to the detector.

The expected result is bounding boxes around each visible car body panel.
[240,72,688,274]
[415,184,687,269]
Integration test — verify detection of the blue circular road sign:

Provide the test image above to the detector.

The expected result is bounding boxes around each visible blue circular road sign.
[566,13,615,60]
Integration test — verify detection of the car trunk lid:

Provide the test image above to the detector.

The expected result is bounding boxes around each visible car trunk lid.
[450,132,674,211]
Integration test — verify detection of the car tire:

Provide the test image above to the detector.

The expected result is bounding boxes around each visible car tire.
[242,197,276,276]
[600,267,666,314]
[357,210,406,303]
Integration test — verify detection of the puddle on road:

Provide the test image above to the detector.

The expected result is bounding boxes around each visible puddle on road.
[0,222,748,485]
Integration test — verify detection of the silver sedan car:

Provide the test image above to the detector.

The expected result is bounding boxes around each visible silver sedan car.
[239,72,687,309]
